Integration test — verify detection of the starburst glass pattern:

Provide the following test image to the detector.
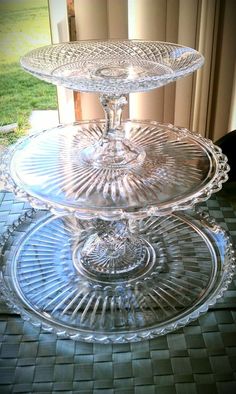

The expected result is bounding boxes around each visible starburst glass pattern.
[0,121,229,219]
[20,40,204,94]
[0,210,234,343]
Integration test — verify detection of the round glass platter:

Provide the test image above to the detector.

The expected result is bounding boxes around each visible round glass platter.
[0,209,234,343]
[0,121,229,220]
[20,40,204,94]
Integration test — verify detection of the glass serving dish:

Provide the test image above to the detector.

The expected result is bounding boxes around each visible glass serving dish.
[0,40,234,342]
[0,208,234,343]
[20,40,204,94]
[1,121,229,220]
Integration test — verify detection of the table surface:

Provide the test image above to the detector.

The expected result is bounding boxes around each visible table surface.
[0,187,236,394]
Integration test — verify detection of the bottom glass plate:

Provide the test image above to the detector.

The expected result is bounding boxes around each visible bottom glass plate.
[0,210,235,343]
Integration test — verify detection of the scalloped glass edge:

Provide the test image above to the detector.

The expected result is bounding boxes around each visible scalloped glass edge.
[0,121,230,220]
[0,208,235,343]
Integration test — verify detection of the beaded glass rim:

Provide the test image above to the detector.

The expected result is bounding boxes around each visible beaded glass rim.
[0,208,235,343]
[0,121,230,220]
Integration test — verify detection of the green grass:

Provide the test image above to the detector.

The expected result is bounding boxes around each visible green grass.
[0,0,57,145]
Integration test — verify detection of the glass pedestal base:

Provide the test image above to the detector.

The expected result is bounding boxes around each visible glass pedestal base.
[70,218,159,282]
[0,210,234,343]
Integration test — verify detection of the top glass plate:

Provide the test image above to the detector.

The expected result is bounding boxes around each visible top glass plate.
[20,40,204,94]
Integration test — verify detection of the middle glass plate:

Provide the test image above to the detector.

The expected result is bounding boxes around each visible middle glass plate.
[1,120,229,220]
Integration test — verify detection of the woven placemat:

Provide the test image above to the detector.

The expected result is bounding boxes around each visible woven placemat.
[0,190,236,393]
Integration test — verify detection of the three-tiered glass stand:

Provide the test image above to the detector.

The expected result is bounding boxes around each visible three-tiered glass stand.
[0,40,235,343]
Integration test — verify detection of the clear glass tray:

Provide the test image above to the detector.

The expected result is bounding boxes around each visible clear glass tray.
[20,40,204,94]
[0,209,234,343]
[0,121,229,220]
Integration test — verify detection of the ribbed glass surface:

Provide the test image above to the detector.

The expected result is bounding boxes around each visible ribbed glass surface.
[1,121,228,219]
[0,210,234,343]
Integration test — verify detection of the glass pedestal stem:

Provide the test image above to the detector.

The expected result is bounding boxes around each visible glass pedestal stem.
[81,93,145,168]
[99,94,128,140]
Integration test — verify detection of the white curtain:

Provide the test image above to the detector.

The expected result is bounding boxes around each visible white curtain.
[49,0,236,141]
[48,0,75,123]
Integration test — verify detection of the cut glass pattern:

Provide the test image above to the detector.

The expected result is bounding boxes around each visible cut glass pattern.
[21,40,204,94]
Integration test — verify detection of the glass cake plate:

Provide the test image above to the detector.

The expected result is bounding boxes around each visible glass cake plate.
[0,121,229,219]
[20,40,204,94]
[0,209,234,343]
